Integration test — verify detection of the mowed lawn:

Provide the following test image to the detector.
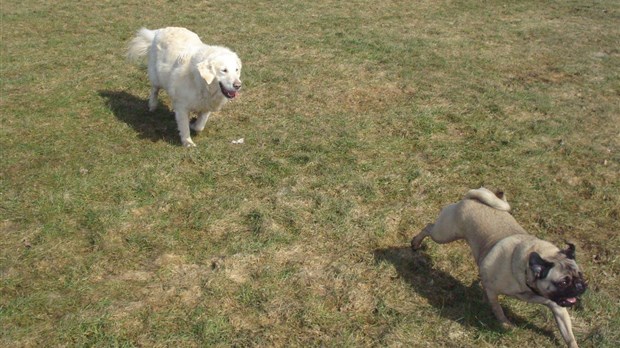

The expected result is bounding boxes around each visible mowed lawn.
[1,0,619,347]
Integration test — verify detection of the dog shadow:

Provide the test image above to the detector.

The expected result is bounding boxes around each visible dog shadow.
[99,90,178,145]
[373,246,557,339]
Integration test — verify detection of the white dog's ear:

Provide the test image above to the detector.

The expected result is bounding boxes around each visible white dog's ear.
[236,57,242,70]
[197,61,215,84]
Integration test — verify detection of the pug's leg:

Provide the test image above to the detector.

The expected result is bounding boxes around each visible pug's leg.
[549,304,578,348]
[411,224,434,250]
[484,287,514,328]
[481,282,489,303]
[514,293,578,348]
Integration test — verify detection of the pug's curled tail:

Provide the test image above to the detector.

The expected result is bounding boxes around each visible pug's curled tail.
[464,187,511,211]
[127,28,157,62]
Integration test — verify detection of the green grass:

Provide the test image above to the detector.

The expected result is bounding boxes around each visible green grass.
[1,0,619,347]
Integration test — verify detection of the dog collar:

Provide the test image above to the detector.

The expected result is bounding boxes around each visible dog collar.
[527,283,542,296]
[526,271,543,296]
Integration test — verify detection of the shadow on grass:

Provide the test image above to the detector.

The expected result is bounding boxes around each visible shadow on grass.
[99,90,178,145]
[373,246,557,340]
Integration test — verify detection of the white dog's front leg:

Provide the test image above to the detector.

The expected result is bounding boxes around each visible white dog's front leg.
[148,87,160,112]
[174,109,195,147]
[191,112,211,132]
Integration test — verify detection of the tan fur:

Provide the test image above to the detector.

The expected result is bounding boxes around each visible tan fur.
[411,188,586,348]
[464,187,510,211]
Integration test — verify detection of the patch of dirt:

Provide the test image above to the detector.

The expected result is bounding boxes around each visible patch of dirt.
[272,245,377,314]
[116,270,152,282]
[223,253,261,284]
[105,253,213,321]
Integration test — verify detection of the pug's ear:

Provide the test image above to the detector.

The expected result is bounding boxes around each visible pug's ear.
[529,252,554,279]
[561,242,576,260]
[197,61,215,84]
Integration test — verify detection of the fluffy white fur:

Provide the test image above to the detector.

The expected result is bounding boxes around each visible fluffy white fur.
[127,27,242,147]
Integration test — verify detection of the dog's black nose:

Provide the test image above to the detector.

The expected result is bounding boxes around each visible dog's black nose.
[575,281,586,292]
[233,81,242,90]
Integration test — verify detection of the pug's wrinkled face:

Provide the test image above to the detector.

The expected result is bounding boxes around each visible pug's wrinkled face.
[528,243,587,307]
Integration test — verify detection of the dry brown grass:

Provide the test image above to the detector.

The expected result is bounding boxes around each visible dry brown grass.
[2,0,619,347]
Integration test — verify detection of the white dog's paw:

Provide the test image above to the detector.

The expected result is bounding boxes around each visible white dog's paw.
[181,138,196,147]
[148,99,158,112]
[190,122,202,133]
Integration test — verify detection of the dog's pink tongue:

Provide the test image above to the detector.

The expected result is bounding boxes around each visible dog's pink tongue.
[566,297,577,304]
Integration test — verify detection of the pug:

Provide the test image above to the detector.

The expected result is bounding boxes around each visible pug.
[411,187,587,348]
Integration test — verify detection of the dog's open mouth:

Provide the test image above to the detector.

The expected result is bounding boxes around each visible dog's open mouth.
[556,297,578,307]
[220,83,238,99]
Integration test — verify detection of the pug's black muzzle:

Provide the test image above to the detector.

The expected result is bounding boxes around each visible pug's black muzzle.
[552,280,587,307]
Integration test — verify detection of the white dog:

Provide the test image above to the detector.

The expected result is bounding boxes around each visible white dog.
[127,27,242,147]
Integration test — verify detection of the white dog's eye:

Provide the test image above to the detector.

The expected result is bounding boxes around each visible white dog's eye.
[222,68,228,73]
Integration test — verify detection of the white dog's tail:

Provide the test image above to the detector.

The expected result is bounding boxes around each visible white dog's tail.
[464,187,511,211]
[127,28,156,62]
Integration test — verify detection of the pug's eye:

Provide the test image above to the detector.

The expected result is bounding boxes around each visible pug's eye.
[558,278,570,288]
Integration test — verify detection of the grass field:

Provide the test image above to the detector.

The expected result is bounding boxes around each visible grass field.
[1,0,619,346]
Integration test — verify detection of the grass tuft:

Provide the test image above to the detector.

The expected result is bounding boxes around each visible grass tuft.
[1,0,619,347]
